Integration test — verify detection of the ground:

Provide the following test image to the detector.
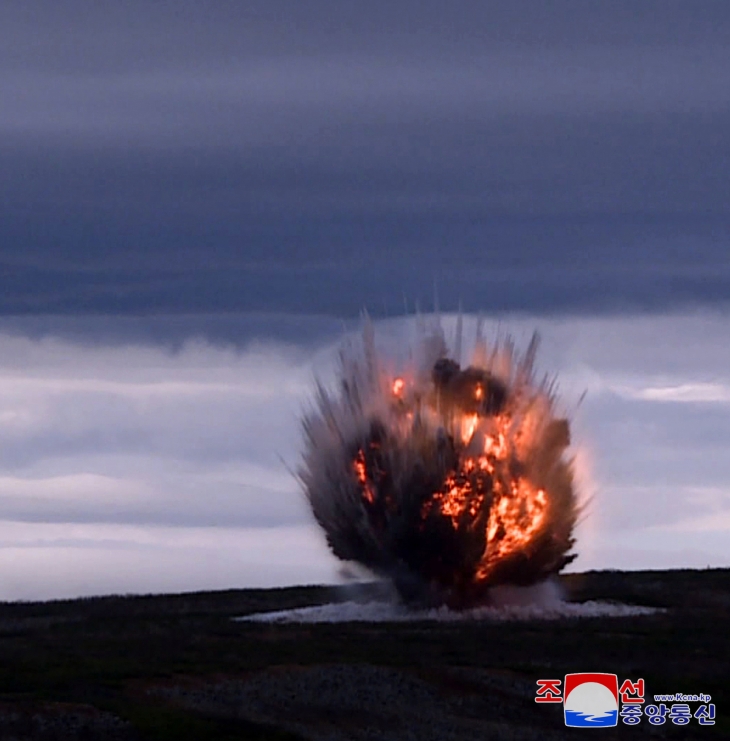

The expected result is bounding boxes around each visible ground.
[0,569,727,740]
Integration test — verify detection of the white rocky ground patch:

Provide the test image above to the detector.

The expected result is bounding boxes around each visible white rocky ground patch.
[237,599,659,624]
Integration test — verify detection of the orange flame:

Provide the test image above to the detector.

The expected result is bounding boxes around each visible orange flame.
[461,413,479,444]
[353,448,375,504]
[352,379,552,584]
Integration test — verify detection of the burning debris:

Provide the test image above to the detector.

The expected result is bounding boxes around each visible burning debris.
[299,318,578,609]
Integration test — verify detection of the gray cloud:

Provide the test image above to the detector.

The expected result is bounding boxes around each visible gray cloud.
[4,49,730,139]
[0,3,729,315]
[0,312,729,598]
[1,2,728,73]
[0,522,334,601]
[0,4,728,595]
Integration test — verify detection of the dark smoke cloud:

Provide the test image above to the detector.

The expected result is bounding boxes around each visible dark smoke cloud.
[300,320,578,606]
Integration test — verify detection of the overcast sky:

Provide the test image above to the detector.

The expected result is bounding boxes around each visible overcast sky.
[1,1,729,315]
[0,3,729,598]
[1,313,729,600]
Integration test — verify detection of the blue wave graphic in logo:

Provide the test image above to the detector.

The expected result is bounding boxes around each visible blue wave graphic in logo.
[565,709,618,727]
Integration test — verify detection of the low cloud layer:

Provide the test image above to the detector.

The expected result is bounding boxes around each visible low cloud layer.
[0,3,728,315]
[0,311,727,600]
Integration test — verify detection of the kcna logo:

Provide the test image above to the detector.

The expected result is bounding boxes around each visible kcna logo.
[563,674,619,727]
[537,673,620,728]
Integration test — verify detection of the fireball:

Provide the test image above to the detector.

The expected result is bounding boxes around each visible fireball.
[299,318,578,608]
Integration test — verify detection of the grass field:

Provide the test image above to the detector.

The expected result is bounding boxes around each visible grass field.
[0,569,727,740]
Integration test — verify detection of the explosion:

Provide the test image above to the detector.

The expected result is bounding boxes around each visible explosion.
[299,317,578,608]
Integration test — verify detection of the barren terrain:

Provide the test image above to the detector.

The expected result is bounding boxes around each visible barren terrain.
[0,569,727,739]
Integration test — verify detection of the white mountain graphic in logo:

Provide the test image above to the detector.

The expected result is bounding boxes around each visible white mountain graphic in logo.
[565,681,619,727]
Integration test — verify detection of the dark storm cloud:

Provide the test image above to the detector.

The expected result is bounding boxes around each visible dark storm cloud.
[0,313,349,350]
[1,1,729,316]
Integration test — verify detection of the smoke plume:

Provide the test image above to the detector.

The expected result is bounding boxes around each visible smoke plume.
[299,317,578,608]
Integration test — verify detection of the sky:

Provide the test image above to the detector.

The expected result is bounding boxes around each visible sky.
[0,2,729,599]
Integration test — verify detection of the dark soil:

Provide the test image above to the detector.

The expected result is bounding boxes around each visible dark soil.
[0,568,727,740]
